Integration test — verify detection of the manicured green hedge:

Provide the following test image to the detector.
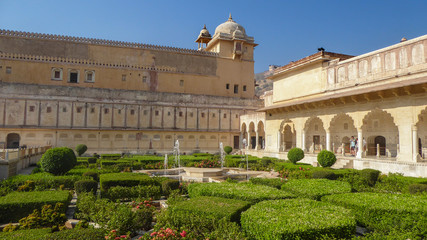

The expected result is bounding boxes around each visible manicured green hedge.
[188,182,294,203]
[45,228,106,240]
[249,177,285,189]
[77,157,97,164]
[100,154,121,160]
[0,190,71,223]
[99,172,156,192]
[322,192,427,235]
[273,161,314,172]
[281,179,352,200]
[75,179,98,195]
[0,228,51,240]
[169,196,250,223]
[100,160,133,168]
[161,179,180,195]
[0,228,106,240]
[7,173,83,190]
[105,185,161,201]
[76,160,89,167]
[241,199,356,240]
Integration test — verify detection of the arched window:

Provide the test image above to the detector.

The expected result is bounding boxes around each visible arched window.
[85,70,95,82]
[51,68,63,81]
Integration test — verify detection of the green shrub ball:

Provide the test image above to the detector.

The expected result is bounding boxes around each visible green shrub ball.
[75,144,88,157]
[287,147,304,164]
[317,150,337,168]
[224,146,233,154]
[40,147,77,175]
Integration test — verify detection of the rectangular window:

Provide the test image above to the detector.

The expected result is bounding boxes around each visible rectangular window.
[224,113,227,118]
[201,113,205,118]
[234,85,239,94]
[226,84,230,89]
[76,107,82,113]
[29,106,35,112]
[212,113,216,118]
[243,85,247,91]
[143,110,148,115]
[179,111,183,117]
[47,107,52,113]
[122,74,126,81]
[190,112,194,117]
[167,112,171,116]
[235,114,239,118]
[91,108,95,113]
[118,109,121,114]
[54,71,61,79]
[130,109,135,115]
[63,107,67,113]
[142,76,147,83]
[69,71,78,83]
[104,108,109,114]
[6,67,12,74]
[155,110,159,116]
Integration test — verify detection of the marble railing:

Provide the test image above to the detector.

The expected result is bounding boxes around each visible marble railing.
[326,35,427,90]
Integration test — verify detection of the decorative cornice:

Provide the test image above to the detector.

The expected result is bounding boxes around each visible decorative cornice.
[0,29,218,57]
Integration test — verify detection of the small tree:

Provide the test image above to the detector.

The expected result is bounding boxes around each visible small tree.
[287,148,304,164]
[40,147,77,175]
[75,144,88,157]
[317,150,336,168]
[224,146,233,154]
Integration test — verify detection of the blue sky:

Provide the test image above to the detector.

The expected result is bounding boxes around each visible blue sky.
[1,0,427,73]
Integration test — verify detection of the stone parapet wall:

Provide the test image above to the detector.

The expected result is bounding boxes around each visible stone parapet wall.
[0,29,218,57]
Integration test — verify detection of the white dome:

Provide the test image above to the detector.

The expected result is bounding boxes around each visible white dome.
[214,14,246,36]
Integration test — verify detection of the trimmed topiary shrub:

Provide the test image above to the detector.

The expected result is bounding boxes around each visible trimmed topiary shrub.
[317,150,336,168]
[359,168,381,187]
[75,179,98,195]
[75,144,88,157]
[312,170,337,180]
[322,192,427,236]
[82,171,99,182]
[188,182,294,203]
[161,179,180,196]
[224,146,233,154]
[7,173,82,190]
[249,177,285,189]
[156,196,250,238]
[99,172,156,193]
[40,147,77,175]
[241,198,356,239]
[281,179,352,200]
[106,185,161,201]
[287,148,304,164]
[0,191,71,223]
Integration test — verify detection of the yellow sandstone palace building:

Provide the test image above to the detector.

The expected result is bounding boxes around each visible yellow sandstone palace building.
[241,37,427,177]
[0,15,261,154]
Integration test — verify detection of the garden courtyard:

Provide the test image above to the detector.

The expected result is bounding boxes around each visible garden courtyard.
[0,145,426,240]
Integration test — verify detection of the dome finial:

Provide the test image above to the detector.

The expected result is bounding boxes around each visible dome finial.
[228,13,234,22]
[203,24,207,29]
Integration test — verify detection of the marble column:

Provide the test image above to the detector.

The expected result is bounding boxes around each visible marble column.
[356,129,363,158]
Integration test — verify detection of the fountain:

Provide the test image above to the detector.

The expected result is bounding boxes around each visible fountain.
[173,140,181,183]
[164,154,168,176]
[142,138,261,182]
[219,142,225,169]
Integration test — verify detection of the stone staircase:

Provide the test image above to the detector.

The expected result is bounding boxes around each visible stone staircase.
[331,159,353,169]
